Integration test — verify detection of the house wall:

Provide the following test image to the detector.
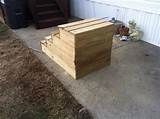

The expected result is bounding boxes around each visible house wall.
[70,0,160,47]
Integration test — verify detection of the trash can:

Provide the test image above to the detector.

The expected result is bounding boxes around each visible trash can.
[0,0,28,29]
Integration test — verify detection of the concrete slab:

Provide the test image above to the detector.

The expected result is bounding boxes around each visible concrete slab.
[14,26,160,119]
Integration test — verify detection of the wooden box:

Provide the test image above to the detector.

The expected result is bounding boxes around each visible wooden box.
[41,18,114,79]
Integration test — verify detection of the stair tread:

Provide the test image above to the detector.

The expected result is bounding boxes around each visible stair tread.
[38,17,66,23]
[36,3,56,8]
[33,0,69,29]
[37,10,61,15]
[36,0,55,4]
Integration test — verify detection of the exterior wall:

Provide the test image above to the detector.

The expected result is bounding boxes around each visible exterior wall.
[70,0,160,47]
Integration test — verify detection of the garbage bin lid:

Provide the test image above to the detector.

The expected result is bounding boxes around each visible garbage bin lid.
[0,0,5,4]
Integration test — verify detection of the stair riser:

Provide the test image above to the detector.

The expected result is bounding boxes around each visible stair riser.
[36,6,59,13]
[36,0,55,4]
[37,12,63,20]
[36,20,67,29]
[30,0,69,29]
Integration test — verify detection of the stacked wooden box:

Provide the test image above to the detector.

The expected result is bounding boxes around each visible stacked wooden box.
[41,18,114,79]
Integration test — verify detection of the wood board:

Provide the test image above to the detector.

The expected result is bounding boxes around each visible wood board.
[41,18,114,79]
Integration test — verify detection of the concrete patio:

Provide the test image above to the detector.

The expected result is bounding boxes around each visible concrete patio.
[13,25,160,119]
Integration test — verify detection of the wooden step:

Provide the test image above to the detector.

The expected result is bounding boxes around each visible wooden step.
[36,17,67,29]
[29,0,69,29]
[36,3,56,8]
[37,10,62,20]
[41,43,111,79]
[36,0,54,4]
[41,19,114,79]
[41,44,76,78]
[36,3,58,12]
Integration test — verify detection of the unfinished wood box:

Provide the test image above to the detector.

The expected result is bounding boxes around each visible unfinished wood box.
[41,18,114,79]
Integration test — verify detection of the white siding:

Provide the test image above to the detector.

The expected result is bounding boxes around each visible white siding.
[70,0,160,47]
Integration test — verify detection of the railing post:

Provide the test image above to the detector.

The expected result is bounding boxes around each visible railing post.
[55,0,69,19]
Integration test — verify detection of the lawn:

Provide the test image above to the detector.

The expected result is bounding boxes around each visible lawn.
[0,22,92,119]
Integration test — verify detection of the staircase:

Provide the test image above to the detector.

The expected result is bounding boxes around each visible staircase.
[29,0,69,29]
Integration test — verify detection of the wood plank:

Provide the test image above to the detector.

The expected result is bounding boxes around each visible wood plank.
[41,36,112,64]
[76,58,111,79]
[75,32,113,48]
[41,44,76,79]
[51,35,75,57]
[52,31,113,49]
[42,43,111,79]
[71,22,113,34]
[51,31,75,48]
[75,45,111,60]
[64,19,107,31]
[44,38,111,63]
[75,49,111,69]
[59,28,75,43]
[59,28,113,48]
[58,18,96,28]
[43,41,75,66]
[58,17,109,28]
[41,19,114,79]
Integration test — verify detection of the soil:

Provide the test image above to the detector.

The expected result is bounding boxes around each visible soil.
[0,23,92,119]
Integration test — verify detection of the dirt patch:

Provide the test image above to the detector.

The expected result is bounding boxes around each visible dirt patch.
[0,23,92,119]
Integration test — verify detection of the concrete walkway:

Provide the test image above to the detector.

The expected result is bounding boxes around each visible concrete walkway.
[14,26,160,119]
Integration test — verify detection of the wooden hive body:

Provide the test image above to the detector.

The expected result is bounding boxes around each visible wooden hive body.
[41,18,114,79]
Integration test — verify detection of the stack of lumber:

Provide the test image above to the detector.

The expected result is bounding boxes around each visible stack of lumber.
[41,18,114,79]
